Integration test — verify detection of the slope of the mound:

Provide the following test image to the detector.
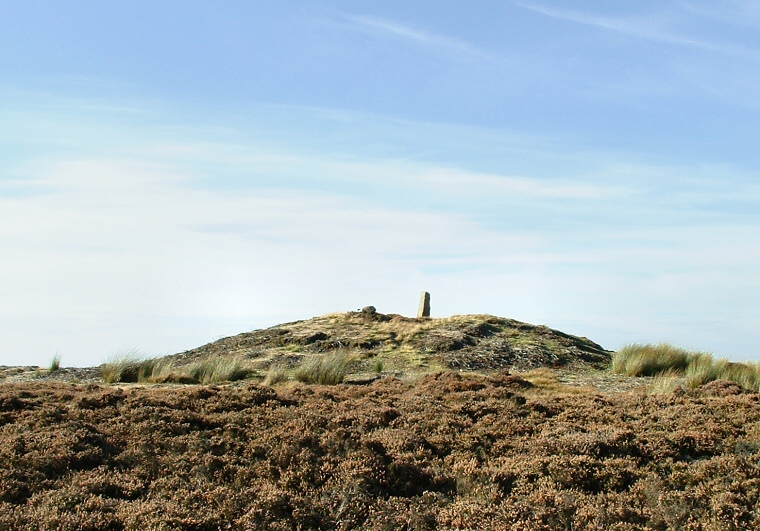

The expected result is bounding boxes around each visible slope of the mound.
[169,311,611,374]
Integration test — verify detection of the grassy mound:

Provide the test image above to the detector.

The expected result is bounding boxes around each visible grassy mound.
[167,312,611,380]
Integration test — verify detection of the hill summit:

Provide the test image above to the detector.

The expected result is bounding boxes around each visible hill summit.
[169,310,611,377]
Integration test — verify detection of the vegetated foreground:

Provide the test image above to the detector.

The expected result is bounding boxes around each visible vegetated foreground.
[2,374,760,530]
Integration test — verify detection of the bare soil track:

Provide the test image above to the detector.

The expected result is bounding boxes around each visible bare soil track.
[2,373,760,530]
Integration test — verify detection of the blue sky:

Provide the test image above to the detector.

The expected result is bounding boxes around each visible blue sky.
[2,1,760,366]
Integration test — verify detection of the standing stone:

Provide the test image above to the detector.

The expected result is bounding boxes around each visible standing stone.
[417,291,431,318]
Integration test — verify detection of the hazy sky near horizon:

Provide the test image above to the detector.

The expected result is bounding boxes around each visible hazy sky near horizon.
[2,1,760,367]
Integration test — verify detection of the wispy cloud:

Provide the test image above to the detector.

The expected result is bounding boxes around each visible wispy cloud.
[416,168,631,200]
[518,2,745,54]
[342,14,501,63]
[3,93,760,365]
[677,1,760,27]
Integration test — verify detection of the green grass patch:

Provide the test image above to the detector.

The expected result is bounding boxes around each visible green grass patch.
[49,354,61,373]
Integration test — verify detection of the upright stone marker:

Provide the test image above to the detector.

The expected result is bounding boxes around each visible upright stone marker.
[417,291,431,318]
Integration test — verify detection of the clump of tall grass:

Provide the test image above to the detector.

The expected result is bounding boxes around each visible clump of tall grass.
[613,343,760,392]
[612,343,692,377]
[186,356,251,384]
[101,353,161,384]
[294,351,353,385]
[49,354,61,373]
[264,365,290,386]
[646,370,683,395]
[102,353,252,384]
[686,359,760,391]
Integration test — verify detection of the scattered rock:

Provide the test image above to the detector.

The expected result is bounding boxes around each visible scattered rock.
[417,291,431,318]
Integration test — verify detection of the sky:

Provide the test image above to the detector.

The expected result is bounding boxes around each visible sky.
[2,1,760,367]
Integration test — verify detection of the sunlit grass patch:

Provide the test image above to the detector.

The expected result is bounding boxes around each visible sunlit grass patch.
[686,358,760,391]
[264,364,290,386]
[101,352,160,384]
[646,370,683,395]
[520,368,596,394]
[186,356,252,384]
[614,343,760,392]
[102,352,253,384]
[612,343,692,377]
[294,351,354,385]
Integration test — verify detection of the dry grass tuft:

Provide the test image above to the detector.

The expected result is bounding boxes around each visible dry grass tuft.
[102,353,252,384]
[614,343,760,392]
[294,351,353,385]
[263,365,290,386]
[520,368,596,394]
[101,353,160,384]
[612,343,692,377]
[646,370,683,395]
[686,358,760,391]
[185,356,252,384]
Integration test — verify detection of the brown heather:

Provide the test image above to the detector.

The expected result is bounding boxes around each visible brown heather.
[2,373,760,529]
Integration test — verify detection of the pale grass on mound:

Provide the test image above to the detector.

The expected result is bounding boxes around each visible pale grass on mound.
[294,351,354,385]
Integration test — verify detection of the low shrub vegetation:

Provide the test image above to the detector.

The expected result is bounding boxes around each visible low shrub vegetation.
[294,351,353,384]
[2,374,760,528]
[614,343,760,391]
